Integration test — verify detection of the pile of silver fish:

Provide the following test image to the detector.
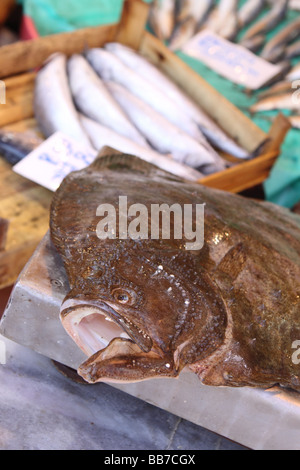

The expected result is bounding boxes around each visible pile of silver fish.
[149,0,294,55]
[34,42,253,180]
[148,1,300,129]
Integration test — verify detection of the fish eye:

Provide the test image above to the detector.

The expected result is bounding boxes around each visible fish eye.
[111,288,136,305]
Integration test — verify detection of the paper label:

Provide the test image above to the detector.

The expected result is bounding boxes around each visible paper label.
[182,30,282,90]
[13,132,97,192]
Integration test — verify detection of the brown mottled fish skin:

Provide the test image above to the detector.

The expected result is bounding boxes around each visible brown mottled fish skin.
[0,217,8,252]
[50,153,300,391]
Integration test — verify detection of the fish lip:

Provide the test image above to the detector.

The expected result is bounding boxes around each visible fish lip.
[60,297,153,356]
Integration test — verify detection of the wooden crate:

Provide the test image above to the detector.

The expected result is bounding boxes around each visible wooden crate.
[0,0,290,289]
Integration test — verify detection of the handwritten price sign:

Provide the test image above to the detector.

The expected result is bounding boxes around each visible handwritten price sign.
[14,132,97,192]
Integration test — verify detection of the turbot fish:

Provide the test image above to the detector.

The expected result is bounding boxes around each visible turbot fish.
[240,0,288,41]
[148,0,175,41]
[104,43,250,160]
[50,152,300,390]
[80,115,204,182]
[86,48,205,142]
[105,80,225,173]
[67,54,148,147]
[34,53,91,147]
[260,17,300,63]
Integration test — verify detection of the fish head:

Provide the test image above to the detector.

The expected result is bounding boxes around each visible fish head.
[59,243,227,384]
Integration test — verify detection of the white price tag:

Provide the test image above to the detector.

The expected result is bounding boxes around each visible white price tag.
[182,30,282,90]
[13,132,97,192]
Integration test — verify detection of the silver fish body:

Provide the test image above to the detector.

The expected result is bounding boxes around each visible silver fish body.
[105,80,225,173]
[285,39,300,59]
[250,92,300,113]
[86,48,205,142]
[80,115,204,182]
[104,43,249,159]
[208,0,239,39]
[240,34,265,52]
[237,0,265,29]
[67,54,148,148]
[148,0,175,41]
[286,63,300,82]
[261,17,300,63]
[34,53,91,147]
[169,0,214,50]
[241,0,288,41]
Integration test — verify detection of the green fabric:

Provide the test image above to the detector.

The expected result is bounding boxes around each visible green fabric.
[18,0,152,35]
[18,0,300,208]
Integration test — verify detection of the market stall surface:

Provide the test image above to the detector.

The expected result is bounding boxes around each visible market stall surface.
[0,334,245,451]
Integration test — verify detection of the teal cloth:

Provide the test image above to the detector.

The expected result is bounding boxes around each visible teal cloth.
[18,0,300,208]
[18,0,151,35]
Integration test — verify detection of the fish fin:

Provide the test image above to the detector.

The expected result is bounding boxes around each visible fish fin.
[89,151,184,181]
[77,338,178,384]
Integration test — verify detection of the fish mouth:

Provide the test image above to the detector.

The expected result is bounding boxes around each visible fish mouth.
[60,298,152,357]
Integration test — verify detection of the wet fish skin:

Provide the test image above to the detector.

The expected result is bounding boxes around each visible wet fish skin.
[148,0,175,41]
[86,48,205,142]
[105,43,249,160]
[50,152,300,389]
[0,130,43,165]
[241,0,288,41]
[237,0,265,29]
[80,114,204,182]
[34,53,91,147]
[105,80,225,173]
[261,17,300,62]
[67,54,149,148]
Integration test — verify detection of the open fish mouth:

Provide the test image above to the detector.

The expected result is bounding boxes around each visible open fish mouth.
[60,299,131,357]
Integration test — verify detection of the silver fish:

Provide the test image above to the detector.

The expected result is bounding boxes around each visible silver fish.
[34,53,91,147]
[208,0,239,40]
[285,39,300,59]
[105,80,226,174]
[148,0,176,41]
[288,114,300,129]
[250,92,300,112]
[240,34,266,52]
[257,80,293,99]
[237,0,266,29]
[67,54,148,147]
[79,115,204,182]
[261,17,300,63]
[286,63,300,81]
[104,42,249,160]
[169,0,214,51]
[241,0,288,41]
[86,48,205,142]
